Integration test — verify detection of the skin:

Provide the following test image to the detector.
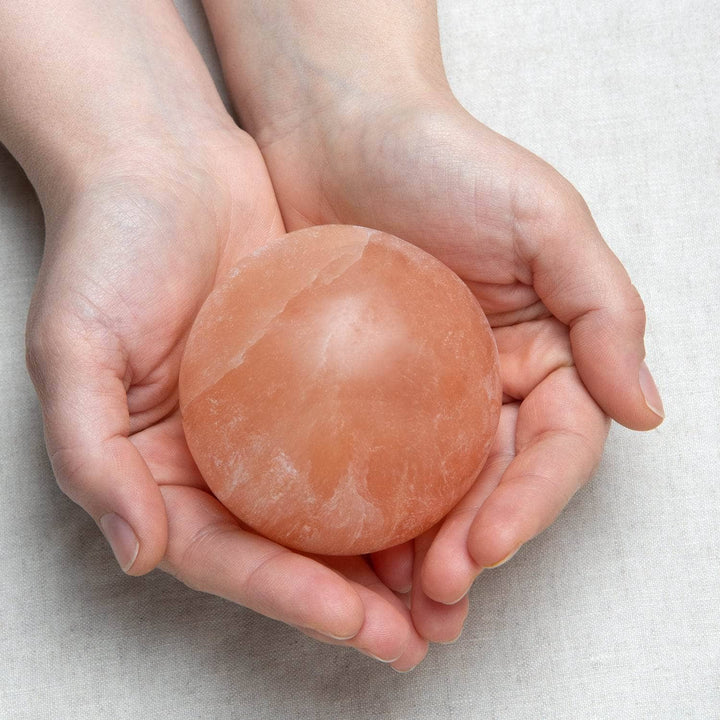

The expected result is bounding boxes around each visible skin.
[1,0,663,673]
[3,0,428,668]
[202,0,664,659]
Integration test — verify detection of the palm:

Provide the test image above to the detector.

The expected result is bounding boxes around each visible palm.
[256,98,610,627]
[36,139,274,479]
[28,133,428,668]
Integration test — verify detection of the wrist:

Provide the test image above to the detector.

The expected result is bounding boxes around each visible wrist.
[202,0,451,144]
[32,113,240,226]
[0,0,236,219]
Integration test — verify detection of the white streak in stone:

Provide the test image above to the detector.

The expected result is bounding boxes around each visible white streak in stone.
[227,240,369,370]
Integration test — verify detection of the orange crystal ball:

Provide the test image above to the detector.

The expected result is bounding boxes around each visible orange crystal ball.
[179,225,501,555]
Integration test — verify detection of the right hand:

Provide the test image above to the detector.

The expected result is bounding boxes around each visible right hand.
[25,127,427,669]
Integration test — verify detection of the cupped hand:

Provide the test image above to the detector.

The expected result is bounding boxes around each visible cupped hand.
[24,129,427,669]
[245,92,664,643]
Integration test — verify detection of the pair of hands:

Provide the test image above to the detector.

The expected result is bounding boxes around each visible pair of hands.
[15,0,663,671]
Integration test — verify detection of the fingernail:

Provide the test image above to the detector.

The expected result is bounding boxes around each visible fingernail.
[639,361,665,420]
[99,513,139,572]
[440,586,471,606]
[438,629,464,645]
[485,545,520,569]
[290,624,357,642]
[359,648,404,663]
[325,631,358,641]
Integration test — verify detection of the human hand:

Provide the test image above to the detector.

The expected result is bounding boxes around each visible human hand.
[25,126,428,669]
[203,0,664,654]
[6,0,427,669]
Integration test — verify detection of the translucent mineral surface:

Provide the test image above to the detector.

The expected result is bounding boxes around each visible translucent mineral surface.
[179,225,501,555]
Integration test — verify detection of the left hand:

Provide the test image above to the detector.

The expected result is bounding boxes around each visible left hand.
[202,0,664,658]
[218,96,662,648]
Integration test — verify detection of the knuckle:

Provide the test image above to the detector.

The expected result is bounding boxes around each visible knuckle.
[171,521,238,593]
[24,314,58,391]
[243,548,287,601]
[24,334,43,388]
[602,279,647,338]
[538,176,590,234]
[520,166,575,214]
[626,283,647,326]
[24,310,81,404]
[47,444,90,501]
[511,166,592,258]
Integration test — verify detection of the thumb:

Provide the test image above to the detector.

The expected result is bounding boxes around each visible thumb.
[26,312,167,575]
[526,180,664,430]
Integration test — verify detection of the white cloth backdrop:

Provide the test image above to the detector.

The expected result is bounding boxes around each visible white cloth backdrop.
[1,1,718,717]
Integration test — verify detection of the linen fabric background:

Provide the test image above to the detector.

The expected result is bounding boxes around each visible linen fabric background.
[1,0,718,717]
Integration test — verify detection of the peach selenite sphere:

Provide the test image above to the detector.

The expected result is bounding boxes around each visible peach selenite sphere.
[179,225,501,556]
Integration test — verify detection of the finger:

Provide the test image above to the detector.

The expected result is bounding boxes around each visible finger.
[129,409,206,489]
[421,404,518,604]
[409,528,469,644]
[321,555,429,669]
[519,176,664,429]
[159,485,365,641]
[369,540,414,594]
[467,366,609,568]
[26,317,167,575]
[296,603,428,672]
[493,317,573,400]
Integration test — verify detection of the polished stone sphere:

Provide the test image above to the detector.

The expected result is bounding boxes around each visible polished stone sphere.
[179,225,501,555]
